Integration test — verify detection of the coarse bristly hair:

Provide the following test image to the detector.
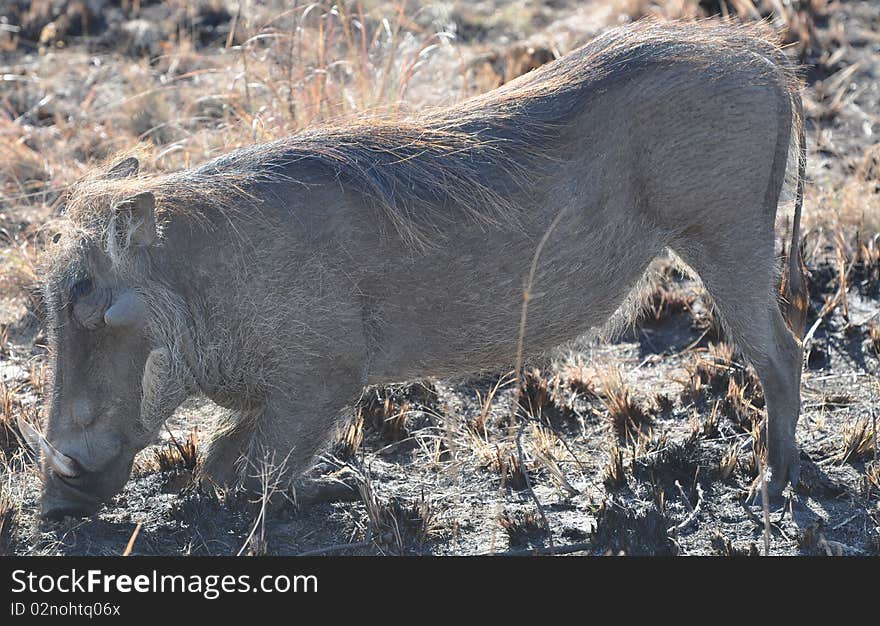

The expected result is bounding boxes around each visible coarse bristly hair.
[49,20,801,253]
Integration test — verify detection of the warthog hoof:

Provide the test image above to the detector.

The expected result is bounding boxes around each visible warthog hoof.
[751,457,799,509]
[293,475,360,506]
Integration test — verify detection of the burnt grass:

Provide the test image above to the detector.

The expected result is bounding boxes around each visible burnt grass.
[1,0,879,556]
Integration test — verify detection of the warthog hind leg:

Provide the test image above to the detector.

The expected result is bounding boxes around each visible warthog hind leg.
[674,232,804,503]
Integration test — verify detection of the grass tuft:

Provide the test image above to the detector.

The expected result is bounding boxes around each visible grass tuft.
[632,435,700,486]
[0,477,17,556]
[602,443,627,492]
[517,367,556,418]
[359,472,439,555]
[498,508,546,547]
[152,430,200,473]
[838,416,876,464]
[599,368,650,440]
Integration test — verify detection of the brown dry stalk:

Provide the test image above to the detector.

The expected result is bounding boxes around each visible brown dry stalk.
[122,522,142,556]
[508,207,569,552]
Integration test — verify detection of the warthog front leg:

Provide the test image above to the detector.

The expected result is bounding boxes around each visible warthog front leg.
[199,381,363,502]
[197,407,258,487]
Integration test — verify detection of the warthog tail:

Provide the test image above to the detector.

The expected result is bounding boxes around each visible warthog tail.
[781,91,809,340]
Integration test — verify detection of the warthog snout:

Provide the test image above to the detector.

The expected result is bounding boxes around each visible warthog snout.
[41,469,103,520]
[18,416,131,519]
[39,446,135,520]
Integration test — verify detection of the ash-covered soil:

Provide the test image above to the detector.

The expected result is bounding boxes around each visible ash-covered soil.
[1,1,878,556]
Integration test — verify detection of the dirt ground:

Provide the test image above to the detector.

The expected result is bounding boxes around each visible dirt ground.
[1,0,878,556]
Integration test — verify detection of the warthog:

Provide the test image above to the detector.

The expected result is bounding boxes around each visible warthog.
[29,21,807,519]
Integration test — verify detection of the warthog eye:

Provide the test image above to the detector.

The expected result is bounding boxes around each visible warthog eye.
[70,278,93,302]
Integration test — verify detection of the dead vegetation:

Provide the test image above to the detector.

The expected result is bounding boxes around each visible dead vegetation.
[599,368,651,440]
[151,430,200,473]
[477,443,531,492]
[0,470,18,555]
[603,443,627,492]
[518,367,557,419]
[0,0,878,556]
[334,411,365,460]
[680,343,764,432]
[592,496,676,556]
[711,530,760,556]
[355,383,437,445]
[0,383,39,455]
[838,416,876,464]
[498,508,547,547]
[642,280,697,325]
[631,434,701,487]
[863,461,880,497]
[357,472,441,555]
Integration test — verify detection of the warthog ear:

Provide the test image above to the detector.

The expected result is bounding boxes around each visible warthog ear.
[113,191,156,248]
[104,290,148,328]
[106,157,140,179]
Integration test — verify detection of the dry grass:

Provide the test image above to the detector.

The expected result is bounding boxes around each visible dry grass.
[711,530,760,556]
[598,368,650,440]
[745,419,768,480]
[358,387,411,443]
[838,416,876,465]
[602,442,627,491]
[517,368,553,416]
[869,323,880,357]
[0,382,40,455]
[720,376,764,432]
[802,171,880,241]
[529,422,579,496]
[681,342,735,401]
[486,445,530,491]
[0,227,43,315]
[469,372,514,436]
[558,356,598,398]
[498,508,546,546]
[517,367,570,421]
[151,430,200,473]
[334,411,365,460]
[631,434,700,486]
[0,1,464,245]
[863,461,880,497]
[642,280,697,325]
[622,0,831,61]
[852,235,880,296]
[680,343,763,432]
[0,467,19,556]
[0,502,15,556]
[719,441,740,481]
[358,471,440,554]
[699,401,721,438]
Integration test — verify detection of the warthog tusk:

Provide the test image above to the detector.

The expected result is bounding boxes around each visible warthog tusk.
[39,438,82,479]
[15,415,42,453]
[16,416,84,479]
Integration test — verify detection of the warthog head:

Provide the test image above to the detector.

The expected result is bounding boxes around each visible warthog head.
[30,157,191,519]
